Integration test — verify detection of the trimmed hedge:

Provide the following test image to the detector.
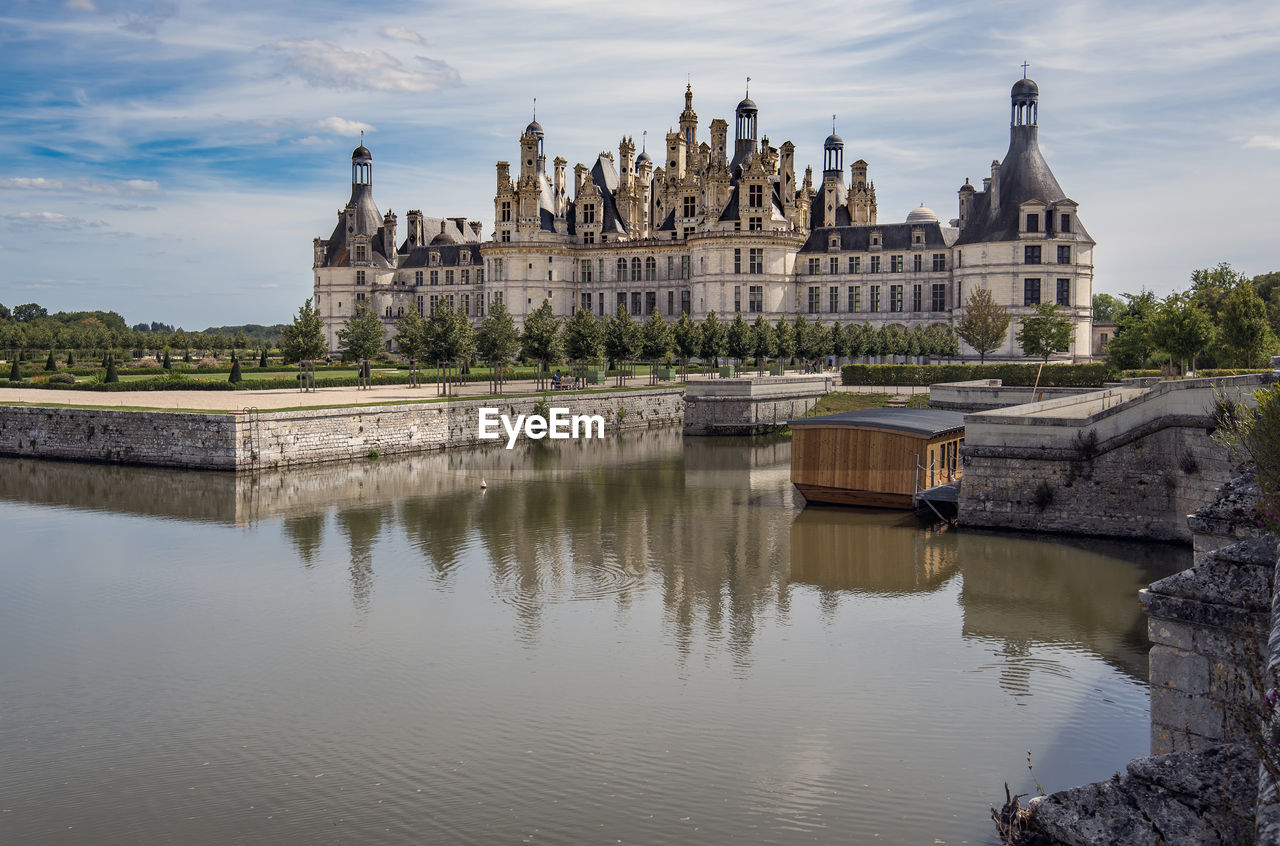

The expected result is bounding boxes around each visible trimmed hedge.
[841,362,1111,388]
[1118,368,1272,380]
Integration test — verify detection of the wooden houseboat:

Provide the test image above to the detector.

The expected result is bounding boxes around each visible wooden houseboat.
[788,408,965,509]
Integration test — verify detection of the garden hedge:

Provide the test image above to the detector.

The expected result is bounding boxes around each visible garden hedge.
[840,362,1111,388]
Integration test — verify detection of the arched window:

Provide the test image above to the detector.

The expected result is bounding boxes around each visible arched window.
[645,256,656,281]
[631,257,642,281]
[617,258,627,280]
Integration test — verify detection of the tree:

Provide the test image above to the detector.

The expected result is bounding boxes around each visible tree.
[520,299,562,371]
[425,304,475,364]
[476,301,520,366]
[258,348,268,368]
[725,312,751,367]
[66,350,75,367]
[699,311,727,368]
[1190,262,1248,322]
[774,316,795,364]
[564,307,603,365]
[955,287,1011,363]
[228,354,243,383]
[281,298,328,363]
[104,355,118,383]
[1149,291,1214,373]
[639,309,673,364]
[1254,270,1280,340]
[0,303,10,321]
[829,321,848,365]
[13,303,47,322]
[336,302,384,363]
[792,316,811,365]
[603,304,640,369]
[394,308,429,363]
[1105,290,1159,370]
[1093,293,1124,323]
[750,315,776,367]
[7,359,19,382]
[1017,302,1075,362]
[44,350,56,371]
[162,349,171,369]
[673,312,699,367]
[1220,283,1274,368]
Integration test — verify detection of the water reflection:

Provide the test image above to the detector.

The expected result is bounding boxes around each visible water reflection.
[0,438,1185,682]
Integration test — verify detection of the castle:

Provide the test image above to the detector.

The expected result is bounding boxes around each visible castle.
[312,74,1094,359]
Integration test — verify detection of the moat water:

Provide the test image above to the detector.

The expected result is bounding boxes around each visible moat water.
[0,431,1187,845]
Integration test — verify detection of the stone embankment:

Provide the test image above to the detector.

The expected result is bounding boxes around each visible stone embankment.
[683,375,833,435]
[958,374,1272,543]
[0,388,684,470]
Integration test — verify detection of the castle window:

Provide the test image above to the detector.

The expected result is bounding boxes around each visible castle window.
[493,259,503,281]
[748,184,763,207]
[581,292,593,313]
[631,257,642,282]
[429,295,438,314]
[1057,245,1071,264]
[631,292,642,316]
[748,249,763,274]
[356,270,366,285]
[932,283,946,312]
[734,249,742,274]
[870,256,881,273]
[581,204,596,224]
[583,231,595,244]
[829,286,839,313]
[734,286,741,313]
[461,270,469,285]
[890,255,903,273]
[614,258,626,280]
[681,290,691,314]
[808,257,820,275]
[417,296,424,316]
[477,269,484,284]
[851,256,861,273]
[460,251,470,265]
[913,254,923,272]
[890,285,903,312]
[871,233,880,247]
[430,270,438,285]
[748,217,762,231]
[683,227,694,239]
[1057,278,1071,306]
[682,196,696,217]
[500,230,511,242]
[1060,213,1071,233]
[1026,213,1040,233]
[807,286,820,314]
[415,271,423,286]
[355,245,367,261]
[749,285,763,313]
[681,256,691,280]
[870,285,881,311]
[356,292,365,302]
[646,291,656,315]
[1024,245,1042,264]
[445,270,454,285]
[645,256,656,281]
[667,290,675,315]
[581,260,593,282]
[849,285,860,312]
[430,251,440,266]
[501,201,511,222]
[932,253,946,272]
[829,257,839,275]
[462,294,470,315]
[396,306,404,317]
[1024,278,1041,306]
[912,284,922,312]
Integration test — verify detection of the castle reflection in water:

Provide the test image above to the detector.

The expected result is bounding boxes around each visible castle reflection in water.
[0,431,1184,680]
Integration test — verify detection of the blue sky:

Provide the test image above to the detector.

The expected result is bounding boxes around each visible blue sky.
[1,0,1278,329]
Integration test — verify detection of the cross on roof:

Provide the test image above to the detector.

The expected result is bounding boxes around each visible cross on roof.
[745,76,750,96]
[1021,60,1030,78]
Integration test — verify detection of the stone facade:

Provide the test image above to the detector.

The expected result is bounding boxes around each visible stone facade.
[0,389,684,471]
[682,375,833,435]
[313,75,1094,361]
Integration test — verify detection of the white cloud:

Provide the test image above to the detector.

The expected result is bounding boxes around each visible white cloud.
[0,177,65,190]
[305,116,374,138]
[0,177,160,195]
[269,40,461,93]
[1244,135,1280,151]
[66,0,96,11]
[380,26,424,44]
[2,212,107,229]
[297,135,327,146]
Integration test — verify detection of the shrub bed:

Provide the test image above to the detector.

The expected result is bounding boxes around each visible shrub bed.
[840,362,1111,388]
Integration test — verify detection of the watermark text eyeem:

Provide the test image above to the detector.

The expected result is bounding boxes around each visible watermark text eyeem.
[477,407,605,449]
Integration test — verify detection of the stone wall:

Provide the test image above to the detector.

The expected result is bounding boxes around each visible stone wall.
[683,375,833,435]
[0,388,685,471]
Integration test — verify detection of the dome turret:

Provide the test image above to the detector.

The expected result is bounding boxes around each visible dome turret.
[351,144,371,161]
[906,204,938,223]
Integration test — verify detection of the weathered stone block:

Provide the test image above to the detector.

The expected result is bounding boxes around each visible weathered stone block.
[1150,644,1211,695]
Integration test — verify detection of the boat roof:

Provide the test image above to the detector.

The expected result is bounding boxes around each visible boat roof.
[788,408,965,437]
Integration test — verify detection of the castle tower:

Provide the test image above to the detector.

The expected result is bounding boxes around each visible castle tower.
[779,140,796,224]
[820,126,844,227]
[848,159,876,225]
[730,87,758,172]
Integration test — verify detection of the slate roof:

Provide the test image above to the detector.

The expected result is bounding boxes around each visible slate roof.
[955,125,1092,246]
[798,221,956,253]
[788,408,965,437]
[398,242,482,268]
[323,183,384,265]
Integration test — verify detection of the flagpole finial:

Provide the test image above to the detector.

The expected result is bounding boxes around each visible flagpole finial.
[745,76,751,97]
[1021,60,1030,78]
[533,96,536,120]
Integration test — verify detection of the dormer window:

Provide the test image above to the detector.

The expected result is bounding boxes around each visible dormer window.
[1026,213,1039,233]
[828,234,840,250]
[748,184,763,207]
[354,244,367,262]
[870,231,881,247]
[429,251,440,266]
[460,251,470,265]
[581,204,596,224]
[1060,213,1071,233]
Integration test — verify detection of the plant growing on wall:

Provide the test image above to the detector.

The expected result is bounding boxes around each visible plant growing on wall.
[956,287,1011,363]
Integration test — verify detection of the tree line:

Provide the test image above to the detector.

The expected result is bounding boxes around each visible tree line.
[1093,263,1279,372]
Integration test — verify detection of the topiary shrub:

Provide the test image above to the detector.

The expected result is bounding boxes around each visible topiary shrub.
[48,373,76,385]
[259,349,268,368]
[44,350,56,371]
[66,350,75,367]
[162,349,172,369]
[228,357,243,383]
[104,356,119,383]
[8,359,21,382]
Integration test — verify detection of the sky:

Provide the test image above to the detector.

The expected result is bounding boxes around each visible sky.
[1,0,1278,330]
